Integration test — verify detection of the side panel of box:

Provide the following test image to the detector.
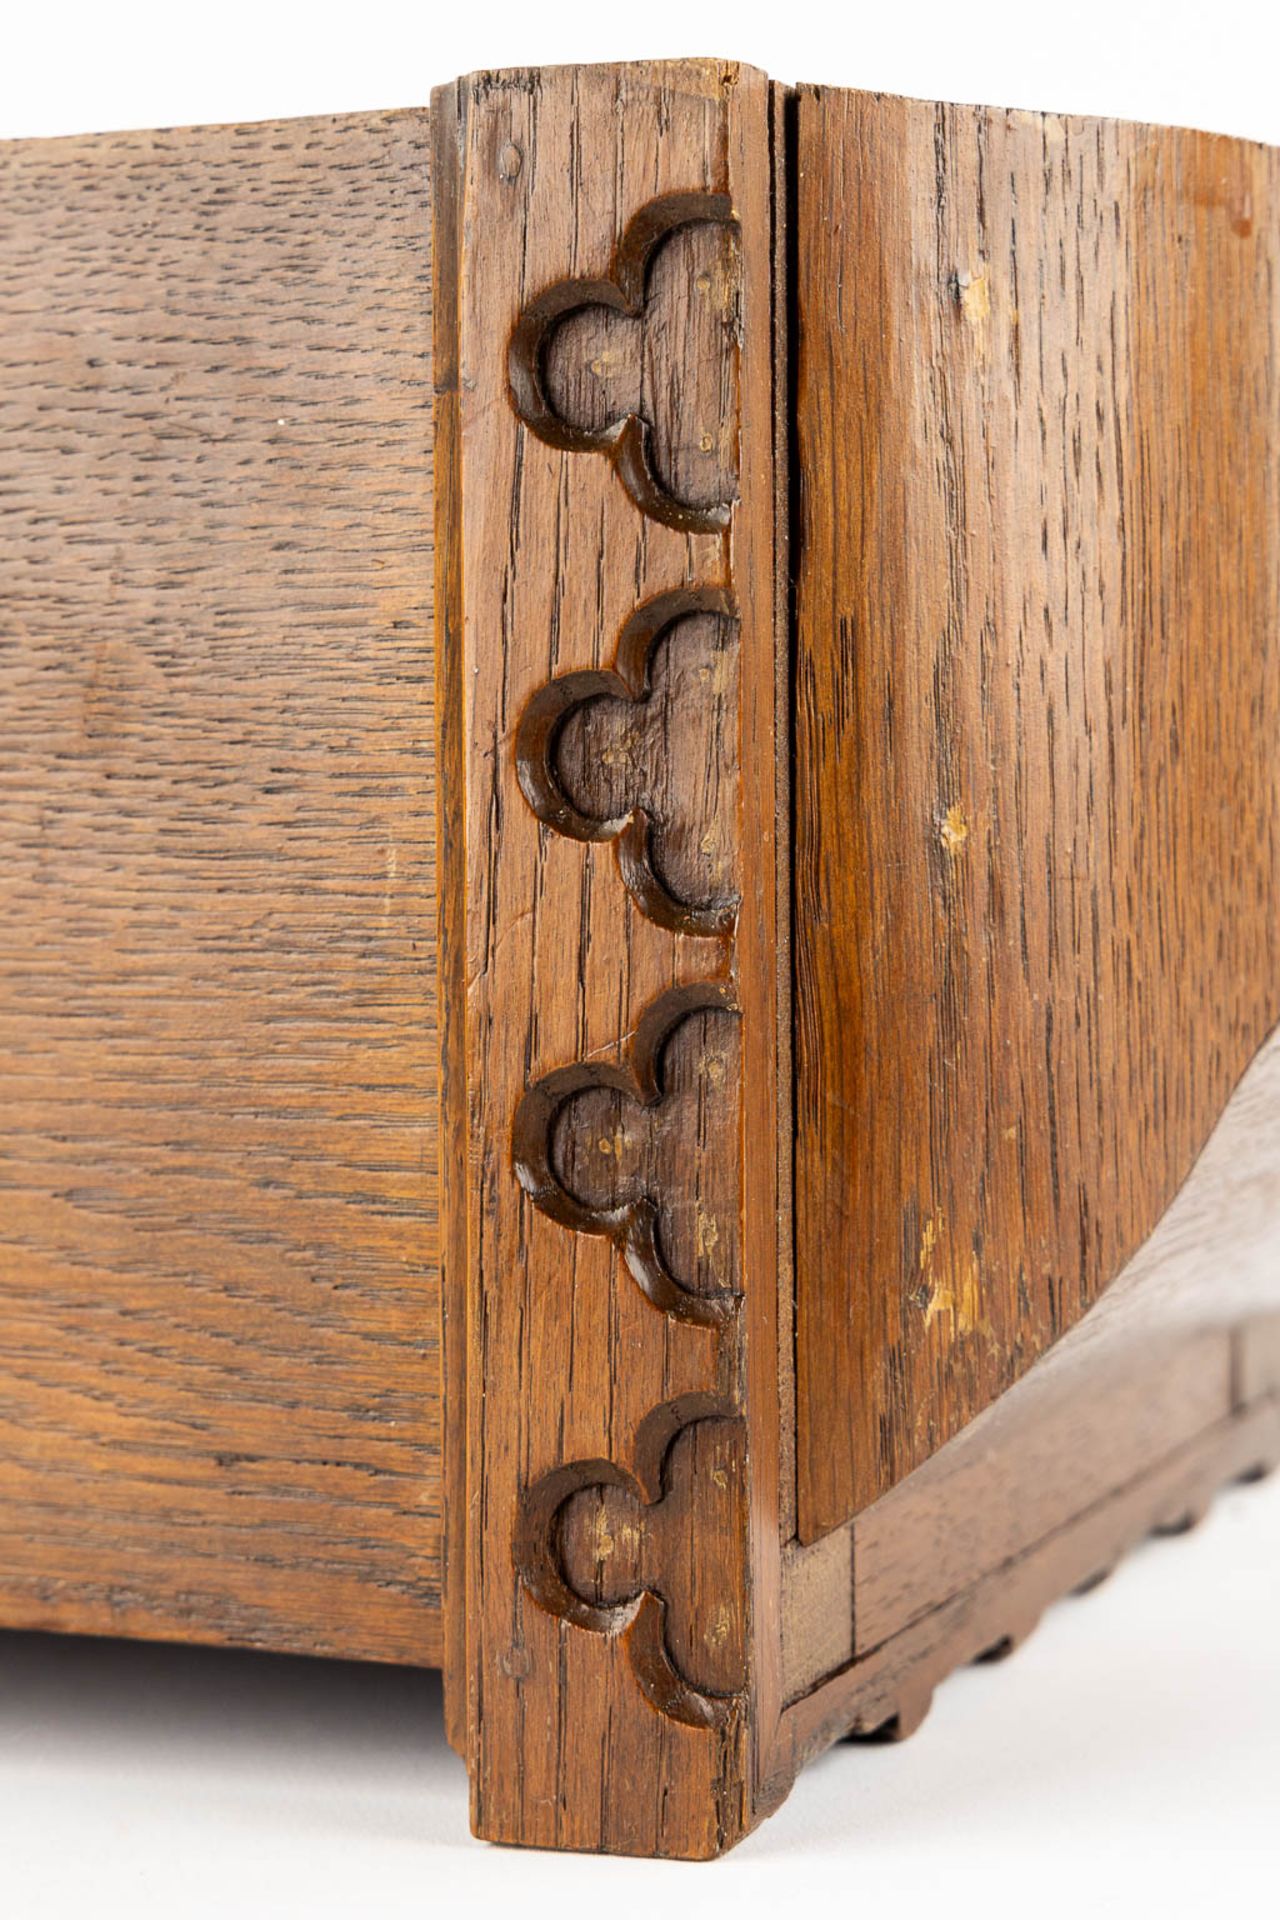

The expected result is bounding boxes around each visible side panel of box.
[0,111,442,1663]
[791,87,1280,1536]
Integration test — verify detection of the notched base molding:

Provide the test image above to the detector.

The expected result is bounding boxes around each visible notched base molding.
[785,1397,1277,1777]
[763,1321,1280,1819]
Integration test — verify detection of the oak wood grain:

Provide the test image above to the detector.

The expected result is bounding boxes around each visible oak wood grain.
[0,109,441,1663]
[773,1022,1280,1725]
[435,58,784,1857]
[852,1328,1234,1658]
[4,66,1279,1861]
[791,88,1280,1535]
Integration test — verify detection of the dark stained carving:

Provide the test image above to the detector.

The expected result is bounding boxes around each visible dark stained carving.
[512,981,741,1325]
[508,192,740,531]
[515,1395,748,1728]
[515,588,740,936]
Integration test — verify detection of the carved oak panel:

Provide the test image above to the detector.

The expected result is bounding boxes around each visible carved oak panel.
[437,59,781,1859]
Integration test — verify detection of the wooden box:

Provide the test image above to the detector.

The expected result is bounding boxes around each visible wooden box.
[1,60,1277,1857]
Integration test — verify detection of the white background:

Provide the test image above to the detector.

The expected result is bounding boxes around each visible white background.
[2,3,1278,1913]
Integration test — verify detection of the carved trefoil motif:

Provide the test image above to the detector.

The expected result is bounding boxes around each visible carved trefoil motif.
[499,152,752,1760]
[515,1396,748,1728]
[512,982,741,1326]
[508,191,741,532]
[516,588,741,936]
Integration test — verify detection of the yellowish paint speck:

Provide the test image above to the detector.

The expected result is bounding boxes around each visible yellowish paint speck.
[940,805,969,856]
[918,1210,944,1273]
[959,268,991,326]
[923,1252,992,1340]
[706,1604,732,1648]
